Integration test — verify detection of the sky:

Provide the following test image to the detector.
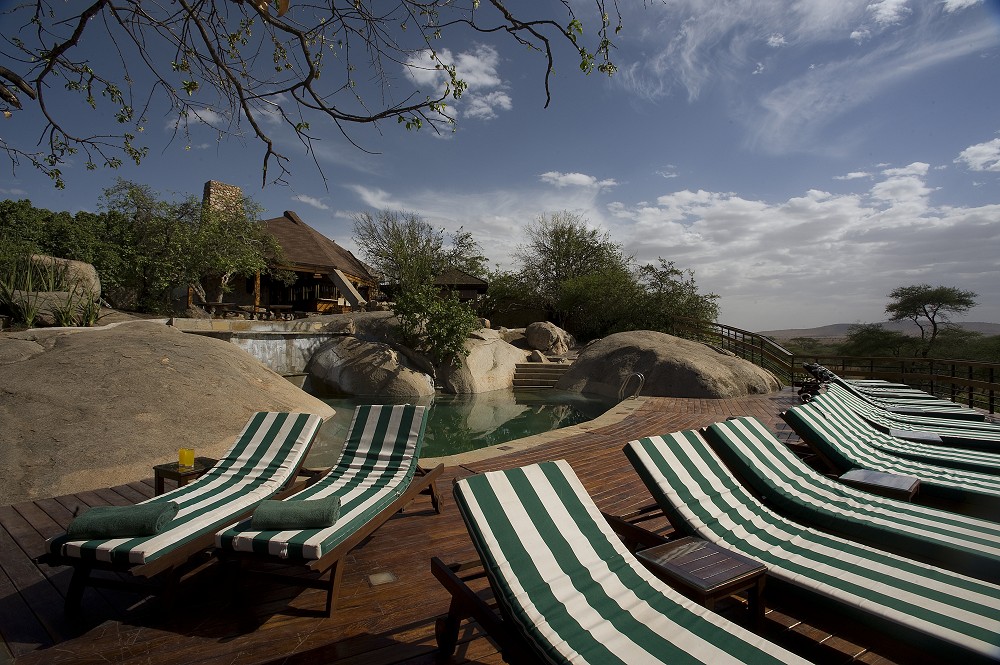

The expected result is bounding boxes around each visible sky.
[2,0,999,331]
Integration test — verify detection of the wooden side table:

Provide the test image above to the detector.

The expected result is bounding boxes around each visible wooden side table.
[839,468,920,501]
[153,457,218,495]
[636,536,767,627]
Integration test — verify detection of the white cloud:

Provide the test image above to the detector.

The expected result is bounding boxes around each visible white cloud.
[464,91,512,120]
[0,187,28,197]
[834,171,872,180]
[540,172,618,190]
[292,194,330,210]
[601,164,999,329]
[955,138,1000,172]
[403,44,511,121]
[753,62,765,75]
[767,34,787,47]
[749,24,998,153]
[943,0,982,11]
[867,0,911,26]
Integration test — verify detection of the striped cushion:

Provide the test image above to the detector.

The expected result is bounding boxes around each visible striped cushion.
[704,417,1000,582]
[784,401,1000,506]
[834,379,986,420]
[49,412,322,566]
[454,460,808,665]
[805,394,1000,474]
[625,431,1000,660]
[821,385,1000,448]
[217,404,427,561]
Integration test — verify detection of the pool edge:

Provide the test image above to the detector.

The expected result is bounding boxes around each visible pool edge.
[421,396,652,468]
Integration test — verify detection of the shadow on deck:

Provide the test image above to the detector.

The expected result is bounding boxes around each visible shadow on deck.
[0,390,948,664]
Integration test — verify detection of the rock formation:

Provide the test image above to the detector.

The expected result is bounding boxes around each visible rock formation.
[525,321,575,357]
[0,321,334,505]
[306,336,436,398]
[438,328,528,394]
[556,330,781,399]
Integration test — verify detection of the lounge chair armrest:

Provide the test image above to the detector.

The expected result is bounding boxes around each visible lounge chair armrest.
[603,512,669,551]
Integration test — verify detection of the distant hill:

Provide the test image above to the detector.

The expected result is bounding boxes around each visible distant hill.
[759,321,1000,341]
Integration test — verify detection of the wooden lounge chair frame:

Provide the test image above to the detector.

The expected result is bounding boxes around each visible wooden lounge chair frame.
[37,412,324,612]
[224,462,442,617]
[217,404,442,617]
[431,512,665,661]
[436,461,810,665]
[624,428,1000,661]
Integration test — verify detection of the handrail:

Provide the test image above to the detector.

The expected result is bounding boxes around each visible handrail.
[666,317,999,414]
[618,372,645,401]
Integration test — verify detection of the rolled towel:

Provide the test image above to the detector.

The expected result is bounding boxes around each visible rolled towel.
[250,496,341,531]
[67,502,179,540]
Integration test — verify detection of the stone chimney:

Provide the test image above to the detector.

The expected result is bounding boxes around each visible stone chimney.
[202,180,244,214]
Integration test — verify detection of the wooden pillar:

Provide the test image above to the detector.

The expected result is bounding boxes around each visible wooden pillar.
[254,270,261,308]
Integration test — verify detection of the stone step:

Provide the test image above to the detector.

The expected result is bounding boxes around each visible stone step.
[512,362,571,389]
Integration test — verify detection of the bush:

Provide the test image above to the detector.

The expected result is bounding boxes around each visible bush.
[394,282,479,369]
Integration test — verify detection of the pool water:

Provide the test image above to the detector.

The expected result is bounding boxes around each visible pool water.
[305,389,617,466]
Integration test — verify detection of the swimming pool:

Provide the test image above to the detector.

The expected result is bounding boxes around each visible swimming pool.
[304,388,617,465]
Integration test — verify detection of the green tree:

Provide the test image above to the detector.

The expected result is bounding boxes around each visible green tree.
[477,268,531,322]
[885,284,978,357]
[837,323,916,357]
[352,210,486,296]
[633,259,719,330]
[515,211,630,326]
[1,1,623,187]
[99,180,282,311]
[394,282,479,369]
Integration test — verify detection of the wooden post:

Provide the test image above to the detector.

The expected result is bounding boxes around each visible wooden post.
[254,270,261,308]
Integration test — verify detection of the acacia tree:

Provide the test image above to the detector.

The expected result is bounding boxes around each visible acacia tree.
[885,284,978,358]
[1,0,623,188]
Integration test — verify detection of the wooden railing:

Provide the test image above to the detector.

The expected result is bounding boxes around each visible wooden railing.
[666,318,999,414]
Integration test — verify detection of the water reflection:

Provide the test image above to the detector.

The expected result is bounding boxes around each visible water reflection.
[307,389,615,465]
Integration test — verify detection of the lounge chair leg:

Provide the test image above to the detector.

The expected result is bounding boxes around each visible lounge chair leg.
[325,560,344,618]
[435,598,463,656]
[66,565,91,614]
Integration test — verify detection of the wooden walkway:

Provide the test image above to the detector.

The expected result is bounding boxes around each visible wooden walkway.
[0,390,953,664]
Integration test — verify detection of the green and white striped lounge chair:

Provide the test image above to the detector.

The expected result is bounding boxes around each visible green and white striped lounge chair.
[216,404,442,617]
[624,430,1000,662]
[804,393,1000,475]
[832,377,986,421]
[821,384,1000,450]
[45,411,323,611]
[703,416,1000,583]
[782,401,1000,518]
[434,459,809,665]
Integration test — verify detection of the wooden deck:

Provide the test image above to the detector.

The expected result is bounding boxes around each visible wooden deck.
[0,390,956,664]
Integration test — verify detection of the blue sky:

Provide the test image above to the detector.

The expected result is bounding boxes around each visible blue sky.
[2,0,999,331]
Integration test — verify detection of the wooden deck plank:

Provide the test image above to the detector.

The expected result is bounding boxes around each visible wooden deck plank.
[1,391,966,665]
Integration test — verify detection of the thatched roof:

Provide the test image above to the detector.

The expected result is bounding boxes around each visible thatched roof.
[263,210,374,282]
[434,268,488,288]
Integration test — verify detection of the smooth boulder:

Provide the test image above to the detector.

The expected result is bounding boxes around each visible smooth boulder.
[0,321,334,505]
[306,336,435,398]
[438,328,527,394]
[556,330,781,399]
[525,321,575,357]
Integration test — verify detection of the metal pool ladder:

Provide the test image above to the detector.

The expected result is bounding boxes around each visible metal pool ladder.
[618,372,645,401]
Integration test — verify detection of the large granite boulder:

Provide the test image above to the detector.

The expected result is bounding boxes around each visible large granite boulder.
[556,330,781,399]
[31,254,101,297]
[438,328,528,394]
[0,321,334,505]
[525,321,575,357]
[306,336,435,398]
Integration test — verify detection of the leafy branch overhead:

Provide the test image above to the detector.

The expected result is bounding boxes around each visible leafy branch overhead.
[0,0,624,188]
